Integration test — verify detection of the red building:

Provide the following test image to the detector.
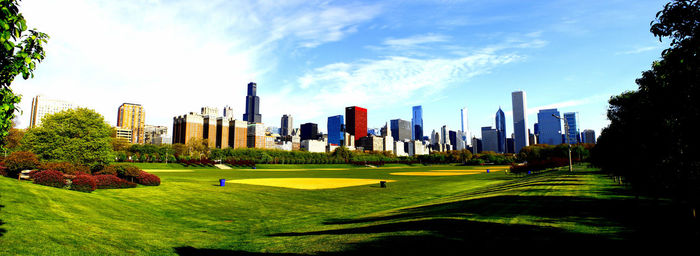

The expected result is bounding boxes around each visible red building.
[345,106,367,143]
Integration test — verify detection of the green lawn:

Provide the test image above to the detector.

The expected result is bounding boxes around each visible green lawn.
[0,164,692,255]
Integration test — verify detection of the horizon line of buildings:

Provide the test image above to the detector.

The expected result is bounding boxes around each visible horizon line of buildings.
[27,83,597,156]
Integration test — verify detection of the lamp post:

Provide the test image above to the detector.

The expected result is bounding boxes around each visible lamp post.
[552,114,573,172]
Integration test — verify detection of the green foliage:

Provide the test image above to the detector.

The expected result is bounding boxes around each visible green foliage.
[100,163,142,179]
[592,0,700,202]
[20,108,114,166]
[1,0,49,150]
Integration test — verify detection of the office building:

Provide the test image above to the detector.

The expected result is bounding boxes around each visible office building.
[144,125,168,144]
[412,106,423,140]
[537,108,562,145]
[229,120,248,149]
[345,106,367,143]
[115,127,133,143]
[357,135,384,151]
[495,107,506,153]
[247,123,265,148]
[563,112,580,144]
[471,137,483,154]
[461,107,471,146]
[506,138,515,154]
[280,114,293,136]
[440,125,450,146]
[117,103,146,144]
[511,91,529,152]
[583,129,596,144]
[201,106,218,117]
[223,106,234,118]
[481,126,499,152]
[300,123,319,141]
[449,131,458,149]
[390,119,411,141]
[173,109,248,149]
[327,115,344,146]
[243,82,262,123]
[173,112,204,145]
[29,95,77,128]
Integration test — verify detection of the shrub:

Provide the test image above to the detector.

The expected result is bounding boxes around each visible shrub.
[0,165,7,177]
[136,171,161,186]
[39,162,90,175]
[70,174,97,192]
[33,170,67,188]
[99,164,142,181]
[94,174,137,189]
[3,151,40,177]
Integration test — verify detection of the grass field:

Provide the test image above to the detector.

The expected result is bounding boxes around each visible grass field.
[0,163,695,255]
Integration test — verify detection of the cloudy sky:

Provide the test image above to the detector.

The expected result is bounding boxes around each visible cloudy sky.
[12,0,667,139]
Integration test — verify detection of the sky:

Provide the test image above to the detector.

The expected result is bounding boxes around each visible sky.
[12,0,669,139]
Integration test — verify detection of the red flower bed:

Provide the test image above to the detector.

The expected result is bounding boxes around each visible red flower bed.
[94,174,137,189]
[33,170,67,188]
[70,174,97,192]
[135,171,160,186]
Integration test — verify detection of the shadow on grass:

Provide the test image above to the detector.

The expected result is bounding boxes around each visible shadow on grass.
[0,196,5,237]
[174,170,698,255]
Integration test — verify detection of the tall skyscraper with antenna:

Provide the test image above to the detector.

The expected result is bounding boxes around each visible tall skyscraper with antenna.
[243,82,262,123]
[460,107,471,146]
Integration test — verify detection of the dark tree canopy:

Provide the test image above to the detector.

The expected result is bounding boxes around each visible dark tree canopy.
[592,0,700,204]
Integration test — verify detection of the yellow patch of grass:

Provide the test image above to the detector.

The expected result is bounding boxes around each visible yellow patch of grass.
[143,169,195,173]
[390,172,478,176]
[246,168,350,171]
[226,178,395,190]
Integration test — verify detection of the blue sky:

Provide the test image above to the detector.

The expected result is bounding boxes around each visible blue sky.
[13,0,668,139]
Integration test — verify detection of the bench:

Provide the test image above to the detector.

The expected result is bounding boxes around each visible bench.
[18,170,32,181]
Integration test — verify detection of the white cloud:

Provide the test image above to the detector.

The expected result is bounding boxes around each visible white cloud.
[12,0,382,128]
[383,34,449,47]
[615,46,660,55]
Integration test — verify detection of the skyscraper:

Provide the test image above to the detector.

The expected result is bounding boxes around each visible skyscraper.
[345,106,367,143]
[280,114,293,136]
[537,108,562,145]
[495,107,506,153]
[511,91,529,152]
[117,103,145,144]
[440,125,450,146]
[390,119,411,141]
[327,115,344,146]
[300,123,318,141]
[243,82,261,123]
[412,106,423,140]
[563,112,580,144]
[29,95,76,128]
[223,106,234,118]
[481,126,499,152]
[583,129,596,144]
[461,107,471,146]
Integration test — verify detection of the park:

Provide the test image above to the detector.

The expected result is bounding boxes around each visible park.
[1,162,695,255]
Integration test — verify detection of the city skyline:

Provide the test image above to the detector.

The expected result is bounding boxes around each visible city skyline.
[10,0,668,140]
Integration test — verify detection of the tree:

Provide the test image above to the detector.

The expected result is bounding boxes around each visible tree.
[592,0,700,203]
[1,0,49,150]
[20,108,114,166]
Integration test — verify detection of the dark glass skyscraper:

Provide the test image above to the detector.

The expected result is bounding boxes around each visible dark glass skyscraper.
[243,82,261,123]
[412,106,423,140]
[280,114,293,136]
[563,112,579,144]
[346,106,367,143]
[390,119,411,141]
[327,115,344,146]
[495,107,506,153]
[300,123,318,141]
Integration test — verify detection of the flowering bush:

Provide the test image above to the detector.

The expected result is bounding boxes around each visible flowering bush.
[136,171,161,186]
[93,174,137,189]
[39,162,90,175]
[3,151,39,177]
[33,170,67,188]
[70,174,97,192]
[98,164,141,181]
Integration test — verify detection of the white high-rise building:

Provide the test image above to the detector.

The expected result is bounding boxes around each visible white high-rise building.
[460,107,471,146]
[511,91,529,153]
[440,125,450,146]
[30,95,77,128]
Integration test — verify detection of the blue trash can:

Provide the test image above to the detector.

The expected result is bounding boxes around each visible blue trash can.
[219,179,225,186]
[486,169,490,173]
[527,171,531,175]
